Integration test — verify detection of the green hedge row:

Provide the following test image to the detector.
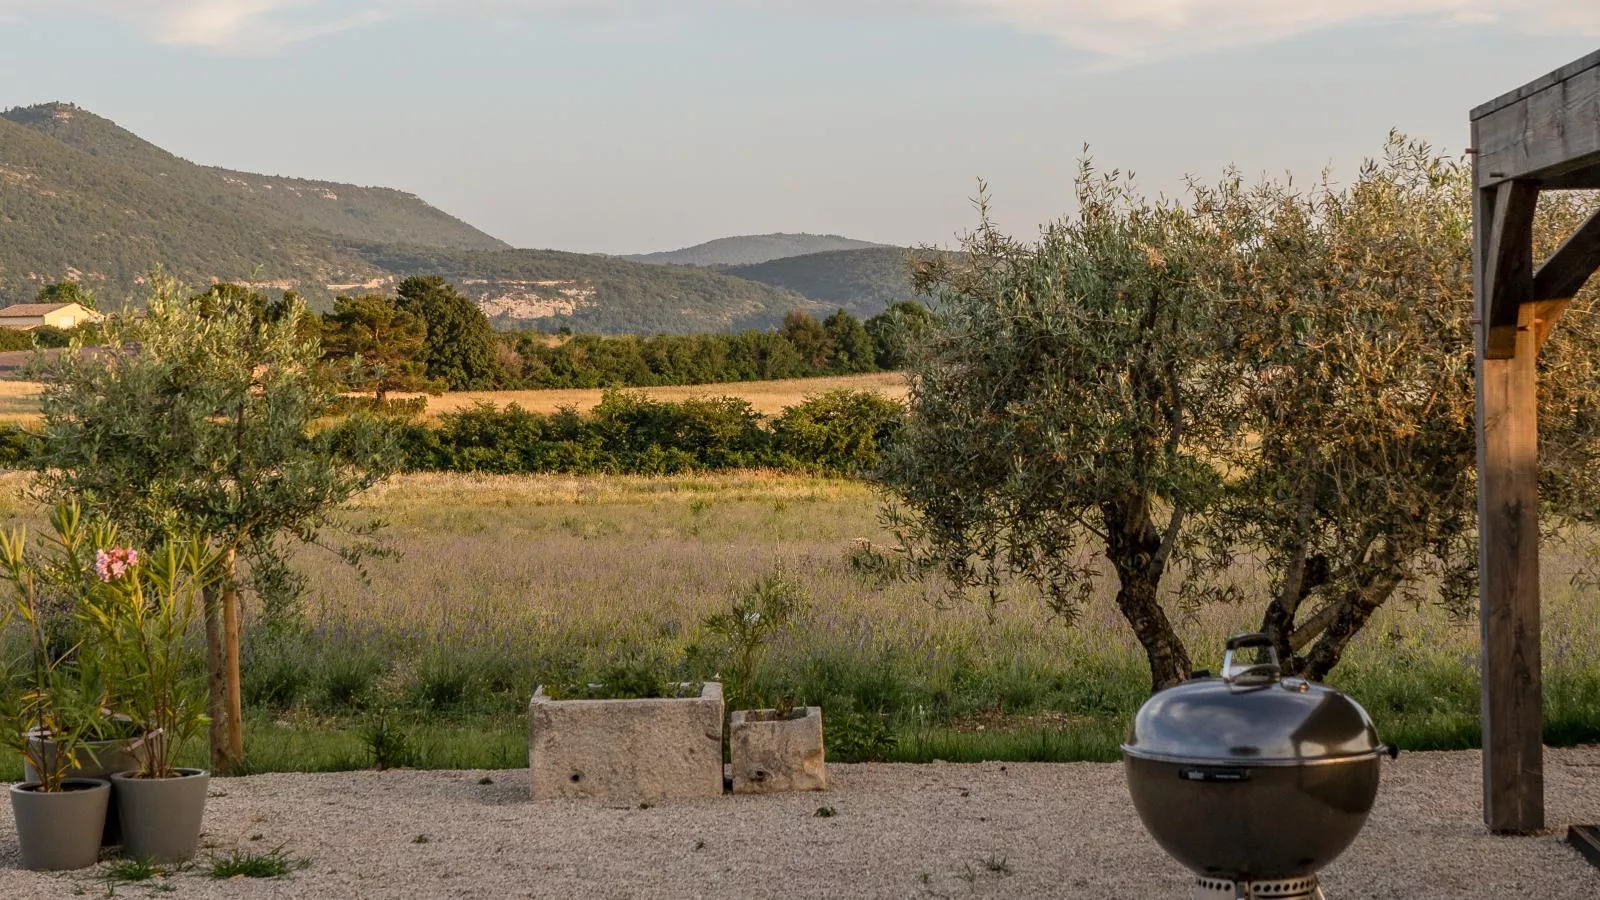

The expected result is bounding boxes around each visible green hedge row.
[0,389,906,478]
[399,389,904,476]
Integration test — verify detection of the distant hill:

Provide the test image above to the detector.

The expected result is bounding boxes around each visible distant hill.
[622,233,888,267]
[722,246,945,318]
[0,107,379,296]
[3,103,507,251]
[0,102,824,333]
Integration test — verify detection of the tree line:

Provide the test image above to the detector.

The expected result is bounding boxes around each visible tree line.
[502,302,932,388]
[316,274,934,397]
[8,274,933,393]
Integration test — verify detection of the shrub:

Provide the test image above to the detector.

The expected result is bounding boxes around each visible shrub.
[589,390,770,472]
[0,426,41,468]
[772,390,904,476]
[361,712,416,770]
[314,649,386,712]
[399,389,904,477]
[407,650,485,713]
[241,637,312,710]
[29,325,71,349]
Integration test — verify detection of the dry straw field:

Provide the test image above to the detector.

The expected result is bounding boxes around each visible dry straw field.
[403,372,907,419]
[0,372,907,426]
[0,380,41,427]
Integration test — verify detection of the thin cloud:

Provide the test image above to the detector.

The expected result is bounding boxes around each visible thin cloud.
[952,1,1600,61]
[0,0,1594,57]
[0,1,394,53]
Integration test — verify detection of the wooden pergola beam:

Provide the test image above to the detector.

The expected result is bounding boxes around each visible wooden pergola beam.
[1540,167,1600,191]
[1473,50,1600,188]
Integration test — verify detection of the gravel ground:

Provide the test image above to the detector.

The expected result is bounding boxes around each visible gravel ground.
[0,748,1596,898]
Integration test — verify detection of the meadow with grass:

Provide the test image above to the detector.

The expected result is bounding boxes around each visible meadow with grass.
[4,466,1593,780]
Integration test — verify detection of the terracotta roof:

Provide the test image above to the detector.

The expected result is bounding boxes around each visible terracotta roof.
[0,303,81,316]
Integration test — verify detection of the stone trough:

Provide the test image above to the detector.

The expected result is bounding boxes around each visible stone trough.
[528,682,724,803]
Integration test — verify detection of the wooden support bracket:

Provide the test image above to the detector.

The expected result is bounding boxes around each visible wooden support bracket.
[1481,181,1540,359]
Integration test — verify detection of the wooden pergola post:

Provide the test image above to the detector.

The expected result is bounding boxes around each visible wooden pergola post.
[1472,49,1600,836]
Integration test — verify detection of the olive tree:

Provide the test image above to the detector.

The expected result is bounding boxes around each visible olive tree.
[1208,139,1480,678]
[31,275,402,773]
[880,169,1253,690]
[1209,137,1600,679]
[884,140,1600,692]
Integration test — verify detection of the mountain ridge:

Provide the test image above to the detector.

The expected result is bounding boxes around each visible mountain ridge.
[622,233,889,267]
[3,102,509,252]
[0,102,907,333]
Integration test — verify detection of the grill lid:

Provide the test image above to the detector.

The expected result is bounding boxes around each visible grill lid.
[1122,633,1382,766]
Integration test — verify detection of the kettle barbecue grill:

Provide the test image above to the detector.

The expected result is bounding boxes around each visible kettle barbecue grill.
[1122,633,1389,900]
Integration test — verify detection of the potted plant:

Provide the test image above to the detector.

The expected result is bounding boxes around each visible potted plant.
[0,519,113,871]
[24,703,142,848]
[92,537,216,864]
[703,573,826,794]
[14,505,152,847]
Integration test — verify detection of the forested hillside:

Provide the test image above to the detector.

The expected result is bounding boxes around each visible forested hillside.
[3,103,506,251]
[722,247,937,318]
[0,111,381,295]
[356,246,824,333]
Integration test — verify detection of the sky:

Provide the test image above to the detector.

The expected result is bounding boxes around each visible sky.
[0,1,1596,254]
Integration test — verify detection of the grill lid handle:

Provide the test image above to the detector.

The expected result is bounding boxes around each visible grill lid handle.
[1222,632,1281,684]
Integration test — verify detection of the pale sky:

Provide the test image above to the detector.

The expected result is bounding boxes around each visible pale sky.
[0,1,1596,254]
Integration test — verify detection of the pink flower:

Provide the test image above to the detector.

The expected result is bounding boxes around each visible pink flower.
[94,547,139,582]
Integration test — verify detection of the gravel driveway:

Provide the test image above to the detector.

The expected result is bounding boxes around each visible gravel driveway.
[0,748,1596,898]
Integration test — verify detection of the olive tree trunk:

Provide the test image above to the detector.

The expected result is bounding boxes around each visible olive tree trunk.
[204,547,245,775]
[1103,495,1192,691]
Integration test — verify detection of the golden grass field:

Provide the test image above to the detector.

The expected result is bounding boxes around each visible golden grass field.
[401,371,908,419]
[0,372,908,426]
[0,380,41,427]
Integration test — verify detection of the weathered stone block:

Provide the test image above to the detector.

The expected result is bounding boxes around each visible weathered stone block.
[729,706,826,794]
[528,682,724,803]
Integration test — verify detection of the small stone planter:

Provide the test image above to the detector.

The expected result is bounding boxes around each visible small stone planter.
[730,706,826,794]
[529,682,723,803]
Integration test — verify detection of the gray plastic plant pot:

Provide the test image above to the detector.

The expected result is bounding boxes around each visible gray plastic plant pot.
[9,778,110,871]
[25,732,141,847]
[111,768,209,864]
